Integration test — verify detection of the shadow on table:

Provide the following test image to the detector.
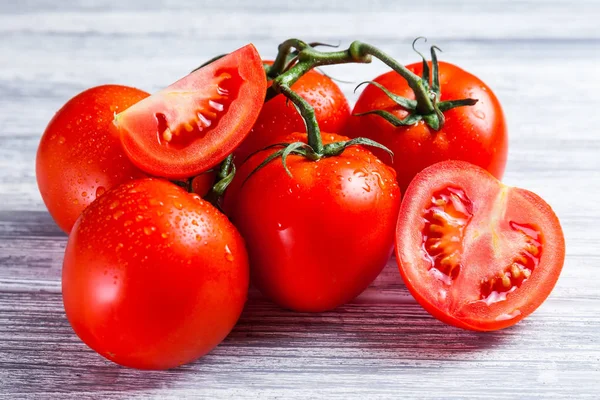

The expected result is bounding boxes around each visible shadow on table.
[224,259,517,364]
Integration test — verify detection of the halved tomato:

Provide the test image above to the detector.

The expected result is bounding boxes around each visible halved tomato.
[115,44,267,178]
[396,161,565,331]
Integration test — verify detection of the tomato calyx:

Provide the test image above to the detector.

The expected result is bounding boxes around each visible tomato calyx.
[246,137,392,182]
[239,39,398,178]
[353,38,478,131]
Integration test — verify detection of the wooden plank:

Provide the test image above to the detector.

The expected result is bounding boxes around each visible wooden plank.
[0,291,598,398]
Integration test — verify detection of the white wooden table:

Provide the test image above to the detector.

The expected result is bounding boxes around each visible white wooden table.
[1,1,599,398]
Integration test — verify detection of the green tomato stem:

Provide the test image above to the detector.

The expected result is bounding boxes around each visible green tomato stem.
[276,84,324,154]
[351,41,436,115]
[267,39,445,152]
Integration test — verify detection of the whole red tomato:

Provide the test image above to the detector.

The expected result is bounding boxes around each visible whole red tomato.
[62,178,249,370]
[233,64,350,163]
[224,133,400,312]
[36,85,149,233]
[344,61,508,193]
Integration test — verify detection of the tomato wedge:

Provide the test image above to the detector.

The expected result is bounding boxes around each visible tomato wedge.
[396,161,565,331]
[115,44,267,178]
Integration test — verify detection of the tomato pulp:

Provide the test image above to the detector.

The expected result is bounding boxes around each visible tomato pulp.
[396,161,565,331]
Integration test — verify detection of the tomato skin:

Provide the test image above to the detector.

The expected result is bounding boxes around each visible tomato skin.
[116,44,267,179]
[344,61,508,193]
[233,65,350,163]
[62,179,249,370]
[225,133,400,312]
[36,85,149,233]
[396,161,565,331]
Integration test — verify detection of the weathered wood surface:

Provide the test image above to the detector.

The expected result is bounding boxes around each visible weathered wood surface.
[1,0,599,398]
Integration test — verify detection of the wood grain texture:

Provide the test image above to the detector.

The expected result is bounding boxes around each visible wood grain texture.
[1,0,599,398]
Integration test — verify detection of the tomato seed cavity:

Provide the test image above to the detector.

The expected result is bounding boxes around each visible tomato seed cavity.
[421,187,473,283]
[156,70,241,150]
[480,222,542,303]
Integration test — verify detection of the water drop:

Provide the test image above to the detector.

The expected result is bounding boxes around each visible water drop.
[354,169,367,178]
[372,171,385,189]
[173,201,184,210]
[135,215,143,222]
[474,110,485,119]
[109,200,120,210]
[224,245,234,262]
[96,186,106,197]
[144,226,156,235]
[113,210,124,220]
[58,136,66,144]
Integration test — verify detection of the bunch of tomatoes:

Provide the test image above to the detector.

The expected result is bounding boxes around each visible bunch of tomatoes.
[35,39,565,370]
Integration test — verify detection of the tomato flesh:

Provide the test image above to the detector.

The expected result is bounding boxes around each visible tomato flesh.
[396,161,565,331]
[115,44,267,178]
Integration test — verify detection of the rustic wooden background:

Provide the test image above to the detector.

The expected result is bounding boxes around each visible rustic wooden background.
[1,0,599,398]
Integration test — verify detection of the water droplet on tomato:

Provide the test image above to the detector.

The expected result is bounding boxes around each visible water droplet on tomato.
[113,210,124,220]
[372,171,385,189]
[173,201,184,210]
[95,186,106,197]
[109,200,120,210]
[73,199,79,205]
[474,110,485,119]
[135,215,143,222]
[144,226,156,235]
[58,136,66,144]
[224,245,234,262]
[353,168,367,178]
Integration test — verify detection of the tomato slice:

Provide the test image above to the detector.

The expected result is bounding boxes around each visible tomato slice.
[396,161,565,331]
[114,44,267,178]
